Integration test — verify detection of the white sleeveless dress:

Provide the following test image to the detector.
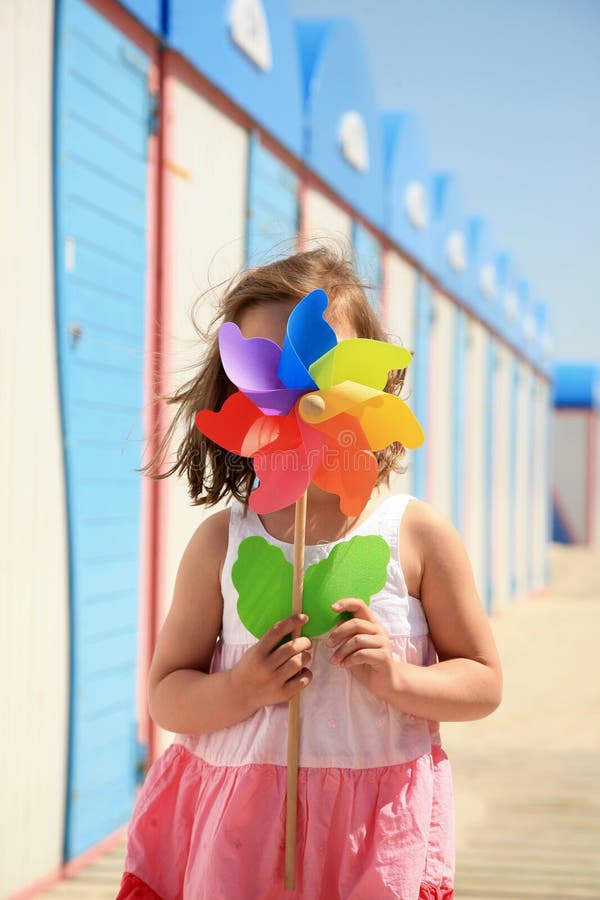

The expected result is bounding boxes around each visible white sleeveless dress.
[119,493,455,900]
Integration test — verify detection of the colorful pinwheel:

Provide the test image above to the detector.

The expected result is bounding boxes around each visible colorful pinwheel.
[195,289,424,515]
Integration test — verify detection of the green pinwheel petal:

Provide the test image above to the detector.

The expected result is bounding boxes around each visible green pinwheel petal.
[233,534,390,640]
[308,339,412,391]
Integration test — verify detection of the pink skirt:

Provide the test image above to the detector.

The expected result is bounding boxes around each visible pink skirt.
[118,743,454,900]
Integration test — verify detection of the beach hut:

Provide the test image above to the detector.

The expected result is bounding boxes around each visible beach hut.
[553,364,600,547]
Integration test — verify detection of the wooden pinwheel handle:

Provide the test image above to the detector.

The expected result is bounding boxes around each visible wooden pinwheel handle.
[285,489,307,891]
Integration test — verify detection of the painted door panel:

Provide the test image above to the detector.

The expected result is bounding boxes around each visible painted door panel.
[247,135,299,261]
[55,0,149,859]
[352,220,382,313]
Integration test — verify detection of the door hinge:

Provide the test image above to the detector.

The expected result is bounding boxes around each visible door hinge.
[148,90,160,137]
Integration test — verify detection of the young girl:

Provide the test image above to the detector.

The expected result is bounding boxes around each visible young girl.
[117,247,502,900]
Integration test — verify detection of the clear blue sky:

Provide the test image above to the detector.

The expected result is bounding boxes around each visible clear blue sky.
[293,0,600,363]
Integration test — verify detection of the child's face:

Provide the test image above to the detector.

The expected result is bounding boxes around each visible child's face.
[237,302,356,346]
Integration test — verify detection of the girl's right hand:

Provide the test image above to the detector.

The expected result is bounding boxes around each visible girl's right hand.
[230,613,313,714]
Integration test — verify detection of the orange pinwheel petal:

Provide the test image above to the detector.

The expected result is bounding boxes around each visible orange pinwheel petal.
[311,413,378,516]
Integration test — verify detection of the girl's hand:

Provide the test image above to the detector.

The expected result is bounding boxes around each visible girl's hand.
[326,599,396,700]
[230,613,313,715]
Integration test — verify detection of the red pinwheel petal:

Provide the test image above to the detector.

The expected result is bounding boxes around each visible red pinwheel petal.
[195,392,278,457]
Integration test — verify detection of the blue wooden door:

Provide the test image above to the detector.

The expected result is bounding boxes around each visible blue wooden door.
[246,134,299,263]
[352,221,382,314]
[54,0,150,859]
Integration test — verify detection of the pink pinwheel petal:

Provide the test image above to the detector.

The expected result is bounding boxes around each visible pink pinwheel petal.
[249,418,329,514]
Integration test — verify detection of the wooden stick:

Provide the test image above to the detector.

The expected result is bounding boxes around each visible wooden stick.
[285,488,308,891]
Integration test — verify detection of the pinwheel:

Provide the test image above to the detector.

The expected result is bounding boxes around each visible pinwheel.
[196,289,424,517]
[195,288,424,888]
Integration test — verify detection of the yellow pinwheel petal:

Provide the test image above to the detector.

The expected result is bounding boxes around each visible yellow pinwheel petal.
[353,394,425,450]
[308,339,412,390]
[298,382,425,451]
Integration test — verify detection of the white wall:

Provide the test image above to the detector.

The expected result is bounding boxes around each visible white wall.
[426,291,455,521]
[383,251,418,496]
[531,376,550,587]
[152,77,248,757]
[0,2,69,894]
[463,318,487,602]
[514,361,532,596]
[301,188,352,253]
[491,342,512,611]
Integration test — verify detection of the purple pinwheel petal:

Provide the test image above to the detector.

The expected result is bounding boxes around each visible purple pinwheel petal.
[219,322,283,390]
[277,289,338,391]
[218,322,303,414]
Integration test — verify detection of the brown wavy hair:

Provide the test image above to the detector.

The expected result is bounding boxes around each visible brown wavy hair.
[141,246,410,507]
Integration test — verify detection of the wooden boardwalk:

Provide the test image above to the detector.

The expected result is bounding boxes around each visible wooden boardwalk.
[36,544,600,899]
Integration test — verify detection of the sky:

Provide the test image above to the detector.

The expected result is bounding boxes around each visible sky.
[293,0,600,364]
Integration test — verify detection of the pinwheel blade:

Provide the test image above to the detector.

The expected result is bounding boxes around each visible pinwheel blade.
[277,289,337,391]
[308,339,412,391]
[299,383,425,451]
[219,322,303,414]
[196,392,289,457]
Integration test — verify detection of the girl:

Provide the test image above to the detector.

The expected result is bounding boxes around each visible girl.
[117,247,502,900]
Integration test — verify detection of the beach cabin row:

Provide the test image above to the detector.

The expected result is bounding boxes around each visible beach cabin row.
[2,0,553,894]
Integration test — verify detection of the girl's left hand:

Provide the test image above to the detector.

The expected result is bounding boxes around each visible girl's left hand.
[326,598,396,700]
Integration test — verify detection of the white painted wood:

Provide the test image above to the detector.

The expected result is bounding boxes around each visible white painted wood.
[301,188,352,254]
[153,79,248,757]
[491,342,512,611]
[426,290,455,521]
[515,361,532,597]
[383,252,417,496]
[463,318,487,602]
[531,376,548,586]
[0,2,69,894]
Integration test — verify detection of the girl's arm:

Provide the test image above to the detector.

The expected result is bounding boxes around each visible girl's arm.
[326,500,503,722]
[148,510,312,735]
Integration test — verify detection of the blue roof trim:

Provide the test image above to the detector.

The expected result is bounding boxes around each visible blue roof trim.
[517,277,541,360]
[116,0,161,33]
[466,216,499,329]
[533,300,553,376]
[554,363,600,409]
[495,251,522,350]
[430,172,471,307]
[382,110,432,269]
[296,17,384,227]
[168,0,303,156]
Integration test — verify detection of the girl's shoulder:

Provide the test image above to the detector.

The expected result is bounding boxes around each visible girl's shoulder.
[398,498,460,600]
[183,506,232,582]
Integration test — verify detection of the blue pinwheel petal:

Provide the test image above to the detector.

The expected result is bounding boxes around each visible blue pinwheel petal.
[277,289,338,390]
